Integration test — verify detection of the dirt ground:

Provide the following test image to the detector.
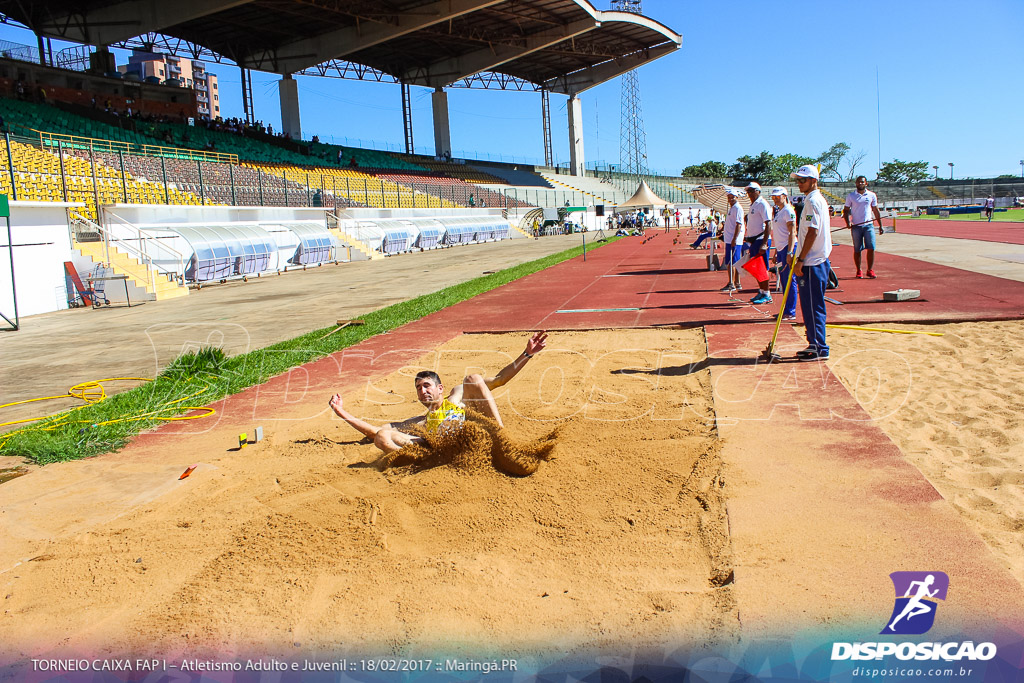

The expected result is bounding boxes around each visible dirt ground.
[826,319,1024,586]
[0,329,736,661]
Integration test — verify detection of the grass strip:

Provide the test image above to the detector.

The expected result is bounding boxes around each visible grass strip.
[1,236,622,465]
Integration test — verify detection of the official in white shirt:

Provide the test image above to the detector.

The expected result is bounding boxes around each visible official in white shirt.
[771,187,799,319]
[721,187,745,292]
[743,182,774,303]
[790,165,833,360]
[842,175,883,278]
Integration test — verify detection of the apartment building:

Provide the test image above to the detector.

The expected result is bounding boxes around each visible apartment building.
[119,50,220,120]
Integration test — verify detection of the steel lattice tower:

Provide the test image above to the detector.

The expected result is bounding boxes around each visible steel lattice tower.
[614,0,648,182]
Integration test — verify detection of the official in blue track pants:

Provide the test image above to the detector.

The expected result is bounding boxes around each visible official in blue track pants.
[789,165,834,361]
[776,249,798,318]
[797,259,830,356]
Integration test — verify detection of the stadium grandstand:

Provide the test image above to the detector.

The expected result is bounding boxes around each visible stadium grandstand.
[0,0,688,320]
[1,0,1020,323]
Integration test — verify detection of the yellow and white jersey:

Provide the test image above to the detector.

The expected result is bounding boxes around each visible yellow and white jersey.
[424,399,466,434]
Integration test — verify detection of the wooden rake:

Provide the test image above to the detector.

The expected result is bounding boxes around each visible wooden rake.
[319,319,365,340]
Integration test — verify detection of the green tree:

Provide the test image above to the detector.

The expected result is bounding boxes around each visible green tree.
[877,159,931,184]
[816,142,850,181]
[728,151,775,182]
[768,153,817,184]
[681,160,730,178]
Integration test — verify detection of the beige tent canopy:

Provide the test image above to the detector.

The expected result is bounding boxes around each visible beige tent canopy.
[615,180,672,208]
[691,184,752,214]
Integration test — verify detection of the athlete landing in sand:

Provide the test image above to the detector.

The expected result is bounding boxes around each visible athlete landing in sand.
[329,331,548,454]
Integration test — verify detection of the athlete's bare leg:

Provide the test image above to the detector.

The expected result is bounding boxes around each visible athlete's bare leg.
[373,428,424,454]
[461,373,505,428]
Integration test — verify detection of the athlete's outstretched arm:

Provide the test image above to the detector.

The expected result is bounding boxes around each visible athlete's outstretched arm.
[485,331,548,390]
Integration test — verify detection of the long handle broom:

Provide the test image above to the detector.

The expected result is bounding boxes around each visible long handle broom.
[762,255,798,363]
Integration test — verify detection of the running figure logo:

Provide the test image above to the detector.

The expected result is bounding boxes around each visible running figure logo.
[881,571,949,635]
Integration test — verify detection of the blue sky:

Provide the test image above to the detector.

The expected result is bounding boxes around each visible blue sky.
[2,0,1022,178]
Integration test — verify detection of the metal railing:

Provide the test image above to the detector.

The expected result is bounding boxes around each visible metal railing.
[32,128,238,164]
[69,208,186,293]
[102,209,187,282]
[327,212,378,254]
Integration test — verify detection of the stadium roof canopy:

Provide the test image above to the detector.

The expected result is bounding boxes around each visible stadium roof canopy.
[0,0,681,94]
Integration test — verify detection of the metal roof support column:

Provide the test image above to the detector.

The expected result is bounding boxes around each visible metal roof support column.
[567,94,585,177]
[541,90,553,168]
[431,87,451,159]
[240,66,255,125]
[401,83,415,155]
[279,74,302,141]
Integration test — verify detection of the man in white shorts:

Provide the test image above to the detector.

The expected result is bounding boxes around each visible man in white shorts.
[842,175,883,279]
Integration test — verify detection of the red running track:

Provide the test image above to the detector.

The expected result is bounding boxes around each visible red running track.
[831,216,1024,245]
[450,231,1024,330]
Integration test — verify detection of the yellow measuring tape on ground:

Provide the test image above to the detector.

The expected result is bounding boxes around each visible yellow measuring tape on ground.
[0,377,217,447]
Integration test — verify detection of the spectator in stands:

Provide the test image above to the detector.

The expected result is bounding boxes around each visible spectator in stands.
[790,164,833,361]
[469,193,476,207]
[312,134,320,144]
[349,156,358,168]
[15,81,25,99]
[842,175,882,278]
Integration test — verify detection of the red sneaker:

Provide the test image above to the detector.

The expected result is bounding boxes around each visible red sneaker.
[855,270,863,278]
[866,269,877,279]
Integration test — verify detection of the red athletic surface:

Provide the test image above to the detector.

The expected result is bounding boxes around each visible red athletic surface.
[139,231,1024,445]
[450,231,1024,330]
[831,216,1024,245]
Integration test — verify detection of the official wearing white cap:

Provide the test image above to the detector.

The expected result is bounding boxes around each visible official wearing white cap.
[743,182,773,303]
[720,187,745,292]
[789,165,832,360]
[770,187,799,319]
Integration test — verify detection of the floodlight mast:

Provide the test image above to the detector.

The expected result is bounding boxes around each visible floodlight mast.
[613,0,649,184]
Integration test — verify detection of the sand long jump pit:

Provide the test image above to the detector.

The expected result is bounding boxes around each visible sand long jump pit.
[0,329,737,663]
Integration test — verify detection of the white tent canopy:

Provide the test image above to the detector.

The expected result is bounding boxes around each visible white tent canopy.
[616,180,672,208]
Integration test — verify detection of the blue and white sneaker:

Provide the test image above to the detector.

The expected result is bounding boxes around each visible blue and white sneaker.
[749,293,773,304]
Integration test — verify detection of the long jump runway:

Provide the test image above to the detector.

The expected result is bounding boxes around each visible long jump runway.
[136,232,1024,636]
